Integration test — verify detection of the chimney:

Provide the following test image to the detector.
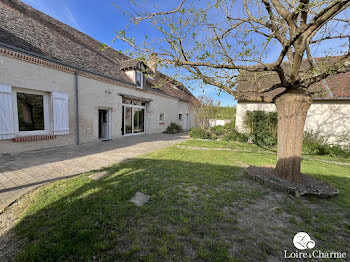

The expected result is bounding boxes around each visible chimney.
[147,53,157,74]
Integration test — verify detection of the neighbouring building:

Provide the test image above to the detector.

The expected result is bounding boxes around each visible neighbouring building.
[235,60,350,145]
[0,0,196,154]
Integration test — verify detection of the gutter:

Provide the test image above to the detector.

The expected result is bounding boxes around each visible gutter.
[313,97,350,101]
[75,70,80,145]
[237,97,350,103]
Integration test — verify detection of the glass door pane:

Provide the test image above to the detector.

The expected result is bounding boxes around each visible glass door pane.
[125,106,132,134]
[133,108,144,133]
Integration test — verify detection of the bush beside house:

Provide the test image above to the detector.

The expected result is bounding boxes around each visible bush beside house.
[242,110,350,157]
[164,122,183,134]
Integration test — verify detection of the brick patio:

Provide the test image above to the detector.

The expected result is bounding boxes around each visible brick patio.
[0,133,189,213]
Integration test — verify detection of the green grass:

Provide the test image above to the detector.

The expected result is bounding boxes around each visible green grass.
[6,139,350,261]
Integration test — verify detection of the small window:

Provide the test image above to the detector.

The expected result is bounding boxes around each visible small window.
[17,92,45,131]
[136,71,143,88]
[159,113,165,122]
[122,98,132,104]
[178,113,183,121]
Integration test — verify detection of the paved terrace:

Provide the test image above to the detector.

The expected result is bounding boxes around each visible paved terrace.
[0,133,189,213]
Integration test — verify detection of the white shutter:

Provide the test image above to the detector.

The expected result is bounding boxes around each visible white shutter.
[52,92,69,135]
[0,85,15,140]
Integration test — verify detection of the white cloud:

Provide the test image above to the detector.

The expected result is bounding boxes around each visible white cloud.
[22,0,83,32]
[63,5,82,31]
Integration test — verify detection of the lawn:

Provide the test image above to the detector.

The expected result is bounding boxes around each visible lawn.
[1,139,350,261]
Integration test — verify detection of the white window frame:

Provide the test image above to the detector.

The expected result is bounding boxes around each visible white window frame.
[178,113,183,121]
[135,71,144,89]
[159,113,165,123]
[12,88,51,137]
[122,102,146,136]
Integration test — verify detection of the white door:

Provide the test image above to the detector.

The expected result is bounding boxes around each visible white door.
[183,114,188,130]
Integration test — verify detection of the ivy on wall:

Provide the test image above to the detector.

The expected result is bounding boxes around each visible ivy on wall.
[243,110,278,147]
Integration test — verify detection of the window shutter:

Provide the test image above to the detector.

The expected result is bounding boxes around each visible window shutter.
[143,74,145,89]
[52,92,69,135]
[0,85,15,140]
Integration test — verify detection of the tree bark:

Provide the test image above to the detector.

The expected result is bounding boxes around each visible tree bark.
[275,89,312,182]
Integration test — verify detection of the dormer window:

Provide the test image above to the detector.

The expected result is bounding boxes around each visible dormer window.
[136,71,143,89]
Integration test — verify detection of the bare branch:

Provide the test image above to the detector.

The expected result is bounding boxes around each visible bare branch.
[134,0,186,22]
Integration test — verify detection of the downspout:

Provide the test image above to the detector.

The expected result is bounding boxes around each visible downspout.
[75,70,80,145]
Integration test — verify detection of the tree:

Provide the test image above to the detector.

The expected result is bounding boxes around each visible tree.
[192,95,219,129]
[115,0,350,182]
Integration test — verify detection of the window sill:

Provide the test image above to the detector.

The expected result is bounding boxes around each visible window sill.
[12,135,56,142]
[159,122,165,125]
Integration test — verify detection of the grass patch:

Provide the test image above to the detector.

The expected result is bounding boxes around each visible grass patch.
[4,139,350,261]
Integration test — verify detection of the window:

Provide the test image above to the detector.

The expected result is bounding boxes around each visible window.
[178,113,183,121]
[159,113,165,122]
[13,89,52,135]
[122,98,132,104]
[133,100,146,106]
[17,92,45,131]
[0,87,69,140]
[136,71,143,88]
[122,98,146,135]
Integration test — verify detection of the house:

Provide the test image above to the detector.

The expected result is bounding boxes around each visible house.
[0,0,196,154]
[235,60,350,145]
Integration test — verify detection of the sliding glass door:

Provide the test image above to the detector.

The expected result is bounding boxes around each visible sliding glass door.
[125,107,133,134]
[122,99,146,135]
[133,108,145,133]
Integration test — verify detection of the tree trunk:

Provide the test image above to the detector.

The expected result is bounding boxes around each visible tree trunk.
[275,89,312,182]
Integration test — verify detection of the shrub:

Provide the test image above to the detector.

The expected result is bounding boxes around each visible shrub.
[210,125,225,136]
[164,122,182,134]
[189,127,215,139]
[223,129,248,142]
[303,132,350,157]
[223,121,235,133]
[243,110,277,147]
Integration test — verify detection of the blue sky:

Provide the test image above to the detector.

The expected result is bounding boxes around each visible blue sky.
[21,0,349,107]
[21,0,237,106]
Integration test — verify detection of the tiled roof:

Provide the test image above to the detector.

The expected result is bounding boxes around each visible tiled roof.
[120,59,144,70]
[0,0,195,102]
[145,73,196,103]
[236,57,350,102]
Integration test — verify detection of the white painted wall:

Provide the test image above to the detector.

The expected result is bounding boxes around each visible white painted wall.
[209,119,231,127]
[236,101,350,145]
[0,54,194,153]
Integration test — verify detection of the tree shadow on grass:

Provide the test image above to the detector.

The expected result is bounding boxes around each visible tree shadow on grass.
[1,157,350,261]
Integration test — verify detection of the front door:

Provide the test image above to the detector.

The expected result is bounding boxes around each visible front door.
[183,114,188,130]
[98,109,110,140]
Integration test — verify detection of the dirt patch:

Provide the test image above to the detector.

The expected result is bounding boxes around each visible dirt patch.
[0,193,31,261]
[247,166,339,198]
